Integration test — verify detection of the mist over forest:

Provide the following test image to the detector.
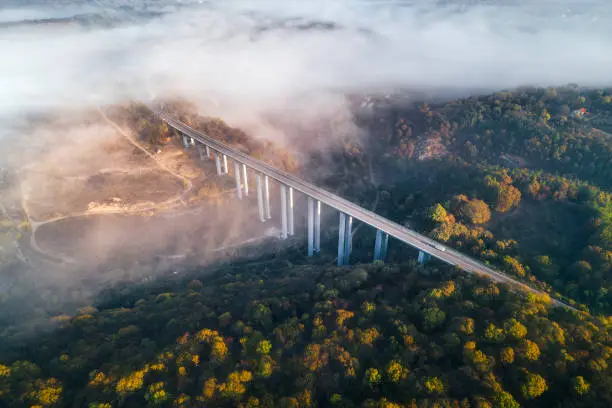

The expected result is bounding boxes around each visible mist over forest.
[1,1,612,407]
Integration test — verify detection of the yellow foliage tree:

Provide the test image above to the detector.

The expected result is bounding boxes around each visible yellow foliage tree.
[202,378,217,400]
[27,378,62,407]
[116,370,146,396]
[336,309,355,327]
[385,361,408,384]
[521,373,548,399]
[358,328,381,346]
[500,347,515,365]
[518,339,541,361]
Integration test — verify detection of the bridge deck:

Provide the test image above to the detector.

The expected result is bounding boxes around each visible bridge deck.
[156,110,570,308]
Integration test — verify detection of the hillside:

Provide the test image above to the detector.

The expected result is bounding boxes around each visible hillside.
[333,86,612,314]
[1,259,610,408]
[2,86,612,407]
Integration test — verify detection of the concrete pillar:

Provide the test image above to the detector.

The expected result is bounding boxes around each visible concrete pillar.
[280,185,288,239]
[264,175,271,219]
[417,250,431,264]
[214,153,222,176]
[374,229,383,261]
[374,230,389,261]
[222,155,228,175]
[205,145,211,158]
[307,197,314,256]
[234,162,242,200]
[381,232,389,261]
[343,215,353,265]
[288,188,294,236]
[337,212,346,266]
[314,200,321,254]
[198,145,206,160]
[256,174,265,222]
[242,164,249,196]
[182,135,190,148]
[189,137,195,146]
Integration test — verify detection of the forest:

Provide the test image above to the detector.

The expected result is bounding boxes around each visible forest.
[339,85,612,314]
[1,260,610,408]
[2,85,612,407]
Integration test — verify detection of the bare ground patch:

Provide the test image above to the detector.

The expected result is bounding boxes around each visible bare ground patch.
[23,170,185,220]
[34,199,276,266]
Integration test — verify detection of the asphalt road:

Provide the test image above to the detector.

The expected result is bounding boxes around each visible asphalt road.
[156,109,576,310]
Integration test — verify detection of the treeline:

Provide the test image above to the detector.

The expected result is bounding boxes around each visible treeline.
[362,86,612,188]
[111,103,173,148]
[113,101,299,173]
[423,166,612,311]
[1,261,611,407]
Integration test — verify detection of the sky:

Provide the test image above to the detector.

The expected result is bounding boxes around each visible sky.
[1,0,611,124]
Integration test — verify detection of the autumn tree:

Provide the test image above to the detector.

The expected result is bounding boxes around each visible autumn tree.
[452,195,491,224]
[521,372,547,399]
[518,340,540,361]
[429,204,452,224]
[500,347,514,365]
[503,319,527,340]
[572,376,590,396]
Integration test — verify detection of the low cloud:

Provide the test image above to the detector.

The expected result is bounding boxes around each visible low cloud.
[1,0,611,126]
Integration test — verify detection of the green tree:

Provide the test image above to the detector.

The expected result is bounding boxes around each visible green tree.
[493,391,520,408]
[422,306,446,331]
[256,340,272,356]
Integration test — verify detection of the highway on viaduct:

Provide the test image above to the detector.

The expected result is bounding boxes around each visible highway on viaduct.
[155,109,574,310]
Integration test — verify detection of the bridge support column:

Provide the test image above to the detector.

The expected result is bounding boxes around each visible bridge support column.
[256,174,265,222]
[264,175,271,219]
[182,135,190,148]
[343,215,353,265]
[215,153,222,176]
[307,197,314,256]
[198,145,206,160]
[374,230,389,262]
[242,164,249,196]
[280,185,288,239]
[337,213,346,265]
[337,213,353,265]
[234,162,242,200]
[205,145,211,158]
[222,155,229,175]
[190,137,195,146]
[417,250,431,264]
[381,232,389,260]
[288,188,294,236]
[314,200,321,254]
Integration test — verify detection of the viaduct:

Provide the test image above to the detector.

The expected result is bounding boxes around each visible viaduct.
[154,108,572,309]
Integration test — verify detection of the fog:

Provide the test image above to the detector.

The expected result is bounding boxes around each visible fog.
[1,0,611,124]
[1,0,611,341]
